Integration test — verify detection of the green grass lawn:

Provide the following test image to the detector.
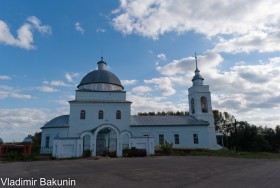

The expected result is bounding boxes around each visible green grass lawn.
[179,149,280,159]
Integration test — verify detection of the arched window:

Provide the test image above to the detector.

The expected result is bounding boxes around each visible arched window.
[191,98,195,114]
[201,96,208,113]
[98,110,104,119]
[116,110,121,119]
[80,110,86,119]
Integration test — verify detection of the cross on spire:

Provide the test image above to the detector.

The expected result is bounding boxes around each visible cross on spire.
[195,52,198,71]
[194,52,200,72]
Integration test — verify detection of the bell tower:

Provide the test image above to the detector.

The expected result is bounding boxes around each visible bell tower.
[188,54,217,149]
[188,54,214,127]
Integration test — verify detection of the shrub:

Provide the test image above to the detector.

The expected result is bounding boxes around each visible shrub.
[160,141,173,155]
[127,147,147,157]
[83,149,92,157]
[7,151,18,161]
[108,151,117,158]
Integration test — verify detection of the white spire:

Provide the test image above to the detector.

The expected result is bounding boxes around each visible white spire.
[192,53,204,86]
[195,52,199,71]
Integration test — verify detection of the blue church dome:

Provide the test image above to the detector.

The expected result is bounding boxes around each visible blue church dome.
[23,136,32,143]
[0,138,3,144]
[77,58,123,91]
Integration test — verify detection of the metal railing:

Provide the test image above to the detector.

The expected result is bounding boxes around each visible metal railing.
[40,147,53,154]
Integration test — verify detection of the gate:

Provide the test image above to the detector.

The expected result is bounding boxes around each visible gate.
[96,138,117,154]
[96,139,106,153]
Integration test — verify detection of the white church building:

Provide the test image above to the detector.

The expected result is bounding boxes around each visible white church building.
[40,57,220,158]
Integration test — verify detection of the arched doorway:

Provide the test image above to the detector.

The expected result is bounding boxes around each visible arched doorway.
[122,133,129,149]
[96,127,117,156]
[92,124,122,157]
[121,131,132,150]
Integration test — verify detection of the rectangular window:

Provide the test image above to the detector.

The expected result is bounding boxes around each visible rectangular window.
[116,110,121,119]
[45,136,50,148]
[159,134,164,145]
[174,134,180,144]
[98,110,104,119]
[80,110,86,119]
[193,133,199,144]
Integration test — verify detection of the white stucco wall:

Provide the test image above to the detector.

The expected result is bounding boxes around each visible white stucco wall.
[131,126,211,149]
[130,137,155,155]
[68,89,132,137]
[40,127,69,154]
[188,85,215,126]
[75,90,126,101]
[52,138,83,158]
[68,102,131,137]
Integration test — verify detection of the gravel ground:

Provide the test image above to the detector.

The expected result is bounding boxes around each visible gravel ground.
[0,156,279,188]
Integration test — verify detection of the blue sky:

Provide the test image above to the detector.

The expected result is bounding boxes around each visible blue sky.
[1,0,280,142]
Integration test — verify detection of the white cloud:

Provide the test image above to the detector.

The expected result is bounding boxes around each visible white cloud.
[96,28,106,33]
[27,16,52,35]
[0,85,32,99]
[0,108,62,142]
[131,86,152,93]
[65,72,80,83]
[127,92,185,114]
[55,95,74,106]
[9,93,32,99]
[75,22,85,35]
[0,75,11,80]
[38,86,57,93]
[157,53,166,61]
[121,79,137,86]
[41,79,75,91]
[112,0,280,39]
[112,0,280,54]
[0,16,51,49]
[156,53,167,65]
[144,77,182,96]
[213,30,280,53]
[49,80,71,87]
[43,80,74,87]
[156,52,223,78]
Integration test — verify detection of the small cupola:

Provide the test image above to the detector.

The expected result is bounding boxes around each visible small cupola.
[97,57,107,70]
[192,54,204,86]
[23,135,33,143]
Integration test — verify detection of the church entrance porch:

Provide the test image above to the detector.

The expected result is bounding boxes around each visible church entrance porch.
[96,128,117,156]
[92,124,122,157]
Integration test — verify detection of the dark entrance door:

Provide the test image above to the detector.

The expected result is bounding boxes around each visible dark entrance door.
[96,128,117,155]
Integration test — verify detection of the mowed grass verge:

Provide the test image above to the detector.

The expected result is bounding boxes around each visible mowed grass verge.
[171,149,280,159]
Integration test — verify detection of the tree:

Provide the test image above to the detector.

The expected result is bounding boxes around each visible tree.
[262,127,277,152]
[213,110,224,131]
[237,124,272,152]
[219,112,235,148]
[31,132,42,154]
[275,126,280,152]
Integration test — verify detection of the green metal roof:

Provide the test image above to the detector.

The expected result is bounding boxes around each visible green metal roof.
[41,115,69,129]
[131,115,209,127]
